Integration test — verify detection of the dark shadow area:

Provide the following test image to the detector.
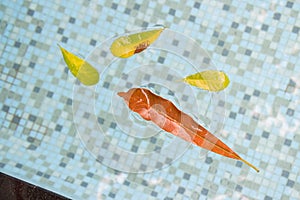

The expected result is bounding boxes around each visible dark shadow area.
[0,172,70,200]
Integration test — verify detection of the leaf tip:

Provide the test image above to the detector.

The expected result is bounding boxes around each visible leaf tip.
[57,43,65,52]
[58,44,67,56]
[240,158,260,173]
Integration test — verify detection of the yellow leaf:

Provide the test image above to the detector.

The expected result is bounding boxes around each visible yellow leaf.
[58,45,99,86]
[182,70,230,92]
[110,26,165,58]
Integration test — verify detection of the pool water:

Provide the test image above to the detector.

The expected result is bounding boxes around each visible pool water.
[1,0,299,199]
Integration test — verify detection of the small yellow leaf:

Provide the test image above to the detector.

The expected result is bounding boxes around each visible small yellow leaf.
[58,45,99,86]
[182,70,230,92]
[110,26,165,58]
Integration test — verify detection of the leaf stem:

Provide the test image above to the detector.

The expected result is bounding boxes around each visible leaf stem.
[239,158,260,173]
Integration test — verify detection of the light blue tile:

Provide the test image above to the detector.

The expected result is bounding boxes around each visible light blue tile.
[1,0,300,199]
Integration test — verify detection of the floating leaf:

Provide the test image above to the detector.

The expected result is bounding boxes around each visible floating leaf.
[110,26,165,58]
[118,88,259,172]
[182,70,230,92]
[58,45,99,86]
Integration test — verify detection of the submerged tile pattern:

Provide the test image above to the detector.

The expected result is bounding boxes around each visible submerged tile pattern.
[1,0,300,199]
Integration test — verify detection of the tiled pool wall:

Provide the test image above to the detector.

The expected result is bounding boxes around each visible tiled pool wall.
[1,0,300,199]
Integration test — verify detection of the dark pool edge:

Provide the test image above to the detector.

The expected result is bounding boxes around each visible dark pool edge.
[0,172,71,200]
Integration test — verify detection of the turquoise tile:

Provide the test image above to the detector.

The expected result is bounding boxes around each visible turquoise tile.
[1,0,300,199]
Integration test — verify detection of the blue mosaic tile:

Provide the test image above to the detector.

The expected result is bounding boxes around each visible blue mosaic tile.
[1,0,300,199]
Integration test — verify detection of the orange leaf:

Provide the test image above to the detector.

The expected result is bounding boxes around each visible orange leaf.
[118,88,259,172]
